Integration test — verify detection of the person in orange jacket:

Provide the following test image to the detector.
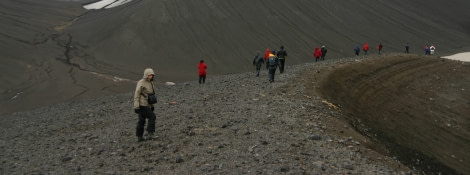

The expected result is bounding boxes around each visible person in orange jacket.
[313,47,322,62]
[198,60,207,84]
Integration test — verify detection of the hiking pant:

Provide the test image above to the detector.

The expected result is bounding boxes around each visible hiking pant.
[279,59,285,73]
[199,75,206,84]
[255,64,262,76]
[136,106,156,137]
[268,67,276,82]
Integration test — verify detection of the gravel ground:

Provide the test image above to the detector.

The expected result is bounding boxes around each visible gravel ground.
[0,56,415,174]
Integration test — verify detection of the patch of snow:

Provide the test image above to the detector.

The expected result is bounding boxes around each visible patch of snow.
[83,0,133,10]
[442,52,470,62]
[105,0,133,9]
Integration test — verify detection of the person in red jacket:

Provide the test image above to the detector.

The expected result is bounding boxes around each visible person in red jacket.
[263,48,271,69]
[363,42,369,55]
[313,47,322,62]
[198,60,207,84]
[263,48,271,61]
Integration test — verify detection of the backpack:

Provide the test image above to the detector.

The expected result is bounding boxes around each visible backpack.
[268,57,276,66]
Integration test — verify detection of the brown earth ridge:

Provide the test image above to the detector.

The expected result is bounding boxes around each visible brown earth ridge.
[315,55,470,174]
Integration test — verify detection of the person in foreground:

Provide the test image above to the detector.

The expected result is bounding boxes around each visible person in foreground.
[133,68,158,142]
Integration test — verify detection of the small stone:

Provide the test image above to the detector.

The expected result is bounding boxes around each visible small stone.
[280,166,289,172]
[308,135,322,140]
[62,156,73,162]
[175,156,184,163]
[343,161,354,170]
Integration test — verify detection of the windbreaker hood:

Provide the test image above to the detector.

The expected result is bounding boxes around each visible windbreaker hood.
[143,68,155,79]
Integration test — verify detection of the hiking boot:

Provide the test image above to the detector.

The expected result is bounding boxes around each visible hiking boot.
[137,137,145,142]
[147,133,158,140]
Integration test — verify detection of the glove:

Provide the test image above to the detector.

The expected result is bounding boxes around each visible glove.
[134,108,140,114]
[151,107,154,111]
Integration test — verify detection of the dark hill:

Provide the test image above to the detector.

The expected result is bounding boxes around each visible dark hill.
[1,0,470,114]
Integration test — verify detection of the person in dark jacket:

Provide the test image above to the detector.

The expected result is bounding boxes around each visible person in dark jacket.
[320,45,327,60]
[253,51,264,77]
[405,43,410,53]
[424,45,431,55]
[354,45,360,56]
[198,60,207,84]
[276,45,288,73]
[377,43,383,55]
[133,68,158,142]
[267,51,279,82]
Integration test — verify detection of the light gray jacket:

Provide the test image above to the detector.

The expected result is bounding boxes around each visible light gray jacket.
[133,68,155,109]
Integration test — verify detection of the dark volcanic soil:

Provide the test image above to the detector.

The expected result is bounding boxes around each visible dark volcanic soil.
[2,0,470,115]
[1,54,468,174]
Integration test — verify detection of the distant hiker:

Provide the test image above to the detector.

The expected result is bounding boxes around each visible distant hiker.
[267,50,279,82]
[424,45,431,55]
[377,43,383,55]
[405,43,410,53]
[320,45,327,60]
[354,45,360,56]
[134,68,158,142]
[198,60,207,84]
[313,47,322,62]
[276,45,288,73]
[264,48,271,69]
[363,42,369,55]
[253,51,264,77]
[430,45,436,55]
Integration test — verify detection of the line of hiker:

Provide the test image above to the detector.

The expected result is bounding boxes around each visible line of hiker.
[133,41,439,142]
[253,42,436,83]
[354,42,436,56]
[252,45,287,82]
